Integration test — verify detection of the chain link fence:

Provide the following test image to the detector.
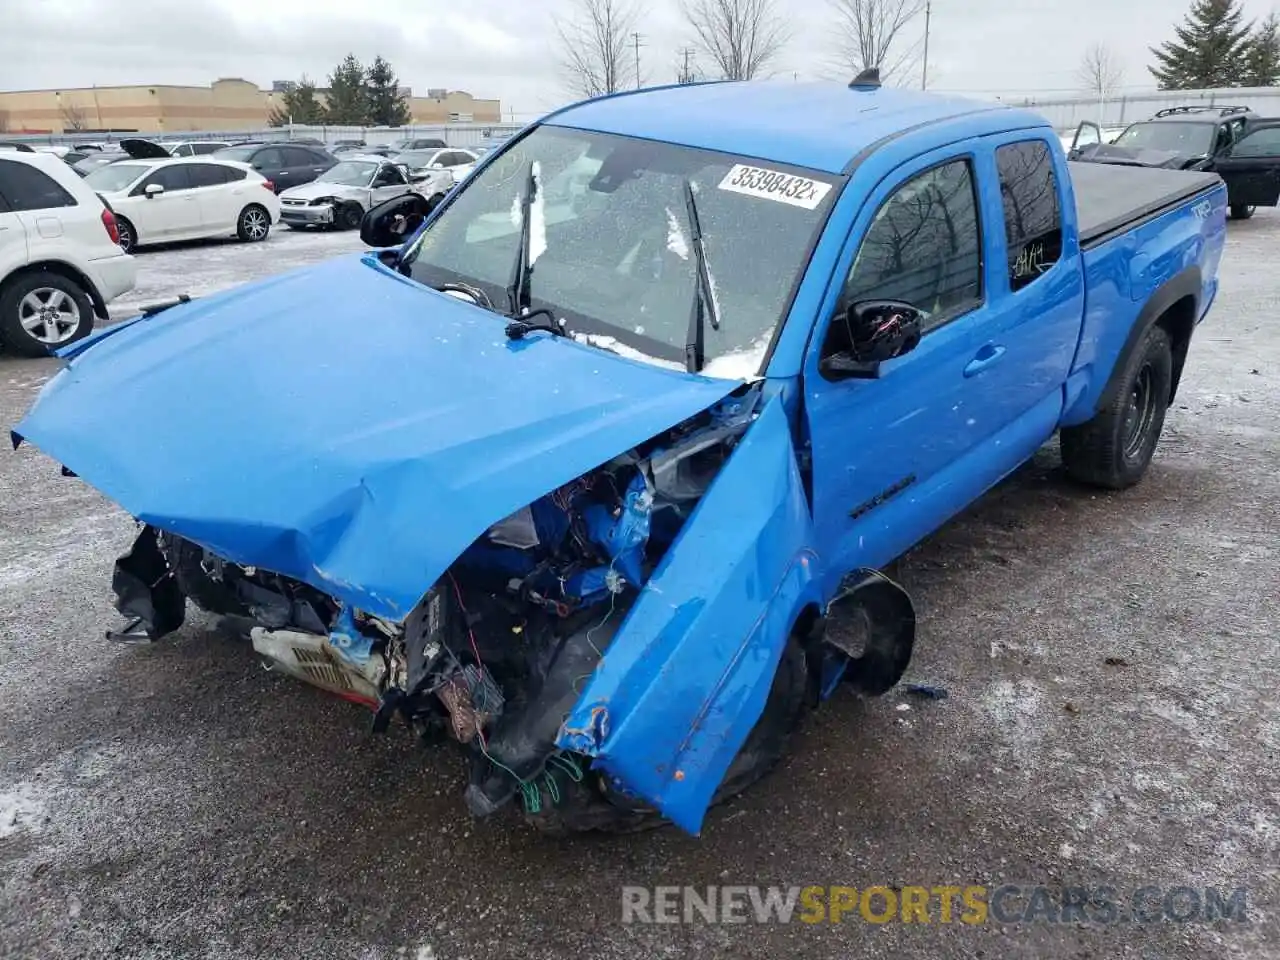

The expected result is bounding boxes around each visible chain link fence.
[3,121,527,150]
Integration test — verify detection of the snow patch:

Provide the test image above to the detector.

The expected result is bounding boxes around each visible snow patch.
[0,782,47,839]
[665,207,689,259]
[529,161,546,265]
[571,332,684,372]
[701,337,769,381]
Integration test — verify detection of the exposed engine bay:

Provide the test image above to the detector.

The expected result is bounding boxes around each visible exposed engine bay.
[109,389,761,820]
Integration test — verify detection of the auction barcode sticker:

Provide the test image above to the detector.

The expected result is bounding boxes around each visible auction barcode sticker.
[717,164,833,209]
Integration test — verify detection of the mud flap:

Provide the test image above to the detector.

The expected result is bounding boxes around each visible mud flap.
[556,396,821,835]
[110,525,185,640]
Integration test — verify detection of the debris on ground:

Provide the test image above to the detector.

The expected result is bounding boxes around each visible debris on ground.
[904,683,950,700]
[1104,656,1131,668]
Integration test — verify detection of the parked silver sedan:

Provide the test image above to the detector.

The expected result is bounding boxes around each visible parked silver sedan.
[277,156,451,230]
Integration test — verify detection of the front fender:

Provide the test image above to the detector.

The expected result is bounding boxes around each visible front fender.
[556,394,821,835]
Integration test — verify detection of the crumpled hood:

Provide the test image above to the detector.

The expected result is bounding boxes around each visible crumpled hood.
[1075,144,1194,169]
[12,254,738,620]
[280,181,366,202]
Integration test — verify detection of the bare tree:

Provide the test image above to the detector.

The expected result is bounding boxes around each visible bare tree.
[1076,43,1125,100]
[681,0,790,81]
[555,0,641,98]
[59,100,89,132]
[831,0,927,85]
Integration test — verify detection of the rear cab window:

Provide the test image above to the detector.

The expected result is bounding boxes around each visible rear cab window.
[0,158,78,212]
[995,140,1063,291]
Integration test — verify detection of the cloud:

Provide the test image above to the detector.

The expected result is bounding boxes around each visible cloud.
[1,0,1277,121]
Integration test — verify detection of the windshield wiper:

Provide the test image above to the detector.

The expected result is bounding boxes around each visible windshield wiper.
[506,160,537,317]
[682,178,721,373]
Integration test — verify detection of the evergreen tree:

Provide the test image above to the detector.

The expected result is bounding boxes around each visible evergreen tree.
[1246,12,1280,86]
[365,56,411,126]
[1148,0,1254,89]
[268,76,325,127]
[325,54,370,124]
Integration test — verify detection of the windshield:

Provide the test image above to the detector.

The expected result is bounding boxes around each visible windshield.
[214,146,258,162]
[84,162,153,192]
[402,126,838,378]
[318,161,377,186]
[1112,121,1214,156]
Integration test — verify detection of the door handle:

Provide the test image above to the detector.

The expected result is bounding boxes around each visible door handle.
[963,344,1006,377]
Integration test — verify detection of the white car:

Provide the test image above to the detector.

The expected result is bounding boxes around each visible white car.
[166,140,232,157]
[0,151,136,357]
[82,155,280,253]
[278,155,445,230]
[394,147,480,184]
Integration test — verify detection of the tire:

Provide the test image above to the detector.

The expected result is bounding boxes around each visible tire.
[0,271,95,358]
[237,204,271,242]
[115,216,138,254]
[1230,204,1256,220]
[524,635,812,836]
[338,203,364,231]
[1061,324,1173,489]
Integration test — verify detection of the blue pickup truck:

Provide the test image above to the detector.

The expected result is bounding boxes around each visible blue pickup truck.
[13,77,1226,837]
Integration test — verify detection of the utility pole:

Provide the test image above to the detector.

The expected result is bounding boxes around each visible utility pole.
[921,0,932,90]
[633,32,645,89]
[677,46,696,84]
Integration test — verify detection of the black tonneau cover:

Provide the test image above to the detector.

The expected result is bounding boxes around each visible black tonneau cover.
[1069,161,1222,249]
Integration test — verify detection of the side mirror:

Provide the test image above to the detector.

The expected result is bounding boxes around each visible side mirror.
[430,162,445,170]
[820,300,923,380]
[144,183,164,198]
[360,191,437,248]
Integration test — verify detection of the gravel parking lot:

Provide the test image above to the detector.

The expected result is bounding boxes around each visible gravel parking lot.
[1,216,1277,960]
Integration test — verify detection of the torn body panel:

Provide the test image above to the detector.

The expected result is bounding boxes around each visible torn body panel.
[11,254,739,621]
[556,395,822,834]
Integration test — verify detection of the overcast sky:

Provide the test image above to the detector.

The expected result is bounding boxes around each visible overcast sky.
[1,0,1276,119]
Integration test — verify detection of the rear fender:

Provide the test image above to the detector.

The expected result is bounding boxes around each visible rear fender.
[556,395,821,835]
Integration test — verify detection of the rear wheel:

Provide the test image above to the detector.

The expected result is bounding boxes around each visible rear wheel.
[523,634,812,836]
[237,204,271,242]
[0,272,95,357]
[1230,203,1256,220]
[1061,324,1173,489]
[115,216,138,253]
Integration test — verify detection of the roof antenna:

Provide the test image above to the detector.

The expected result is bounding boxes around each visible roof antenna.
[849,67,881,90]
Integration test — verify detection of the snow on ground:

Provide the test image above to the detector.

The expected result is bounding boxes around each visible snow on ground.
[107,227,367,321]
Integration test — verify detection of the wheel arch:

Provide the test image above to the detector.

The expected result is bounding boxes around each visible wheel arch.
[1,260,107,318]
[1097,265,1201,415]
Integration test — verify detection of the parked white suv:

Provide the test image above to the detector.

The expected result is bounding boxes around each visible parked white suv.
[83,155,280,253]
[0,151,136,357]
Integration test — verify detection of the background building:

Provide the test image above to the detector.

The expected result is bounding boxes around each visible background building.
[0,78,501,133]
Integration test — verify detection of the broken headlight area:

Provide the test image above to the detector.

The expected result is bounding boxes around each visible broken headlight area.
[108,388,760,819]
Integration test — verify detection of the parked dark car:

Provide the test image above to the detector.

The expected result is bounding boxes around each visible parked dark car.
[1069,105,1280,219]
[212,143,337,192]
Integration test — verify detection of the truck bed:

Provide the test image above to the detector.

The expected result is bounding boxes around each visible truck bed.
[1069,162,1222,249]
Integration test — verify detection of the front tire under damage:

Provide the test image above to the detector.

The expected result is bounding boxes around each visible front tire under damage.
[109,525,186,641]
[521,634,815,836]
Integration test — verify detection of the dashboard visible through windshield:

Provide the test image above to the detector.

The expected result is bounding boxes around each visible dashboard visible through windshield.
[400,125,841,378]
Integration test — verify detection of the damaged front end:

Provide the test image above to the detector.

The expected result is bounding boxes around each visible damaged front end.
[107,389,762,824]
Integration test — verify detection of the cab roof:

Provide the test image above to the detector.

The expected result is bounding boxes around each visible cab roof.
[547,80,1047,175]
